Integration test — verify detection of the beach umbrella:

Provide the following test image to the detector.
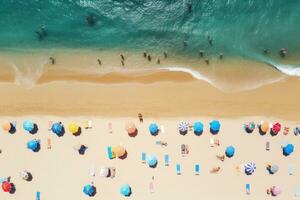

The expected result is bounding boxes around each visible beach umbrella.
[244,122,255,133]
[271,186,282,196]
[210,120,220,134]
[51,122,63,135]
[283,144,294,156]
[113,145,126,158]
[27,140,39,152]
[68,123,79,134]
[2,122,11,132]
[270,165,279,174]
[225,146,235,158]
[271,122,281,134]
[120,184,131,197]
[294,127,300,136]
[178,122,188,134]
[83,184,95,196]
[20,170,30,181]
[146,154,158,167]
[2,181,12,192]
[125,122,137,136]
[260,121,269,134]
[100,167,110,177]
[23,120,34,132]
[244,162,256,175]
[193,122,203,135]
[149,123,159,135]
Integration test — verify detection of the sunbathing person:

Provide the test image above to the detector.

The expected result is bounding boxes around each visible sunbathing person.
[138,113,143,122]
[210,166,221,173]
[216,155,225,162]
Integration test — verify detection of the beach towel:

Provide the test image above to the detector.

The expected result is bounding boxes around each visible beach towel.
[142,152,146,163]
[176,164,181,175]
[164,154,169,166]
[90,165,95,177]
[288,165,294,175]
[107,146,115,159]
[47,138,51,149]
[36,191,40,200]
[293,187,300,197]
[149,182,154,193]
[195,164,200,175]
[210,138,214,147]
[160,125,165,133]
[47,121,53,131]
[246,184,251,195]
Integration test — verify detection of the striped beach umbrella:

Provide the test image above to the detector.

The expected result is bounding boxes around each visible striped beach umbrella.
[244,162,256,175]
[178,122,188,134]
[294,127,300,136]
[120,184,131,197]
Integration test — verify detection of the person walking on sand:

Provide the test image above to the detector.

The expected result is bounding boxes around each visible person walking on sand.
[219,53,223,60]
[143,51,147,58]
[147,54,152,62]
[156,58,160,64]
[138,113,143,123]
[97,58,102,66]
[121,60,125,67]
[120,54,125,61]
[187,2,192,13]
[163,51,168,59]
[49,57,55,65]
[205,58,210,65]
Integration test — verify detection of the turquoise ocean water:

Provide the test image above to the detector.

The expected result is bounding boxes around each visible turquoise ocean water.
[0,0,300,79]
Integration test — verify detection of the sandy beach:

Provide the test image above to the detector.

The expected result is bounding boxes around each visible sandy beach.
[0,116,299,200]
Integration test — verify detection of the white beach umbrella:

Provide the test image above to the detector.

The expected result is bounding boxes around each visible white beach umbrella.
[100,167,110,177]
[178,122,189,133]
[20,170,29,180]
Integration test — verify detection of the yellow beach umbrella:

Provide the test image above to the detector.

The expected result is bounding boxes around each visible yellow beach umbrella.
[68,123,79,134]
[113,145,126,157]
[2,122,11,132]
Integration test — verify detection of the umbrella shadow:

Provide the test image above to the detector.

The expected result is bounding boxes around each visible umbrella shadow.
[270,129,278,136]
[56,127,65,137]
[73,127,82,136]
[149,162,158,168]
[8,123,16,134]
[150,130,159,136]
[119,151,128,160]
[26,172,33,182]
[129,129,138,137]
[210,129,219,135]
[90,187,97,197]
[194,130,203,136]
[33,143,41,152]
[9,183,16,194]
[29,124,39,134]
[258,127,267,136]
[179,130,188,135]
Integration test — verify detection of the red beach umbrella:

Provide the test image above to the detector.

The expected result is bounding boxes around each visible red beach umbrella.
[272,123,281,134]
[2,181,12,192]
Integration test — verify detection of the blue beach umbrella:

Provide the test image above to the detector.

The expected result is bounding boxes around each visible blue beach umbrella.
[52,122,63,135]
[210,120,221,134]
[27,140,39,152]
[120,184,131,197]
[244,162,256,175]
[283,144,294,156]
[225,146,235,158]
[146,155,158,168]
[149,123,159,136]
[83,184,95,196]
[193,122,203,135]
[23,120,34,132]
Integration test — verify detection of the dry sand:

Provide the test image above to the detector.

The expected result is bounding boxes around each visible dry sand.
[0,116,299,200]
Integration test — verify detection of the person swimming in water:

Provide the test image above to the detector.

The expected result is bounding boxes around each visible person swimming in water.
[36,25,47,40]
[156,58,160,64]
[279,48,287,58]
[263,48,269,55]
[49,57,55,65]
[147,54,152,62]
[183,41,188,47]
[86,15,95,26]
[199,50,204,57]
[187,2,192,13]
[97,58,102,66]
[208,36,213,46]
[219,53,223,60]
[163,51,168,59]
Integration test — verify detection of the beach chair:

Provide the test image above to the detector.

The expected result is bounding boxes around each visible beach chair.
[84,120,92,129]
[281,140,287,148]
[47,138,51,149]
[195,164,200,175]
[0,177,9,183]
[142,152,146,163]
[149,182,154,193]
[90,165,95,177]
[210,138,214,147]
[176,164,181,175]
[293,187,300,197]
[246,184,251,195]
[266,141,270,151]
[48,121,53,131]
[181,144,185,157]
[107,146,115,159]
[110,167,116,178]
[288,165,294,175]
[160,125,165,133]
[164,154,169,166]
[36,191,40,200]
[11,121,17,129]
[108,122,112,133]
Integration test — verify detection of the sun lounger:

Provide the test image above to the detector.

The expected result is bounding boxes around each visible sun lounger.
[160,125,165,133]
[90,165,95,177]
[266,141,270,151]
[293,187,300,197]
[48,121,53,131]
[176,164,181,175]
[142,152,146,163]
[108,122,112,133]
[84,120,92,129]
[107,146,115,159]
[181,144,185,156]
[246,183,251,195]
[47,138,51,149]
[0,177,9,183]
[11,121,17,129]
[110,167,116,178]
[281,140,288,148]
[288,165,294,175]
[195,164,200,175]
[164,154,169,166]
[210,138,214,147]
[36,191,40,200]
[149,182,154,193]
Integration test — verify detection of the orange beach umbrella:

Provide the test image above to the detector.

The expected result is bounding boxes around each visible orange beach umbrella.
[2,122,11,132]
[260,121,269,134]
[113,145,126,157]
